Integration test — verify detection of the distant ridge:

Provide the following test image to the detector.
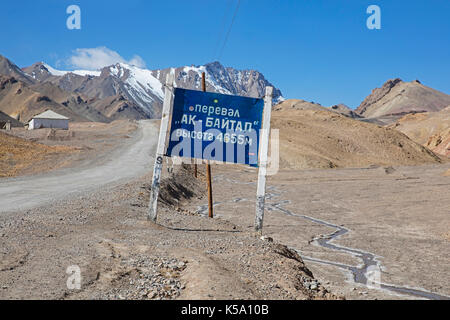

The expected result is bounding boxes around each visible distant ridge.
[356,78,450,118]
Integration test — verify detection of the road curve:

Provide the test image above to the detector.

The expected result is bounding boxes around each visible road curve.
[0,120,159,214]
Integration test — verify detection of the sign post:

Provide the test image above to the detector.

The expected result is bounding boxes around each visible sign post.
[148,75,273,231]
[202,72,214,218]
[254,87,273,232]
[148,70,175,222]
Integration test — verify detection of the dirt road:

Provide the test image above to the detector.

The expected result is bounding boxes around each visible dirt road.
[0,120,158,214]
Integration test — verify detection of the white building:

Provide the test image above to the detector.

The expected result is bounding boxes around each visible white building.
[28,110,69,130]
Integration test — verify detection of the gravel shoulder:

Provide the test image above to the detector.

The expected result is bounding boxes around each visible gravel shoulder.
[0,166,338,300]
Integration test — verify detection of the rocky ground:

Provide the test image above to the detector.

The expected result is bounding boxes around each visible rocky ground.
[1,117,448,301]
[183,163,450,300]
[0,165,340,300]
[1,120,137,177]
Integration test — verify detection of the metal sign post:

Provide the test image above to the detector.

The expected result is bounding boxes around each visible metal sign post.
[254,86,273,232]
[148,70,175,222]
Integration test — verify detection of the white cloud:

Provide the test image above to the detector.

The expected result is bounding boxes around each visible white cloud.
[68,47,147,70]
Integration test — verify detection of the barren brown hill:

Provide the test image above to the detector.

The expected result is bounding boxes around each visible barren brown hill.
[29,81,109,122]
[0,55,35,85]
[272,100,443,169]
[389,107,450,157]
[274,99,328,112]
[276,99,361,118]
[0,75,89,123]
[1,57,107,123]
[0,131,74,177]
[356,79,450,119]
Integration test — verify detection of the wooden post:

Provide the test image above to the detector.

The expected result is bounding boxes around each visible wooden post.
[254,86,273,232]
[148,70,175,222]
[202,72,214,218]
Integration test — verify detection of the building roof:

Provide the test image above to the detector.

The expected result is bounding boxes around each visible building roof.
[32,110,69,120]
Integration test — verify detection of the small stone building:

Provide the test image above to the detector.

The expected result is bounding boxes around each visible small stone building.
[28,110,69,130]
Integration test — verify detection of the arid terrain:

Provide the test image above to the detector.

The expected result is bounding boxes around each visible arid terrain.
[272,100,444,170]
[0,121,337,300]
[184,164,450,300]
[1,114,449,300]
[1,54,449,300]
[389,107,450,157]
[0,120,137,178]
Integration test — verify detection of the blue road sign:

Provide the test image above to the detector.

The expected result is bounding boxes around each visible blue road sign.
[166,88,264,167]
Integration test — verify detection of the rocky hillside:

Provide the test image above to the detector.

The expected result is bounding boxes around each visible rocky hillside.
[0,75,107,123]
[0,55,35,85]
[152,61,284,103]
[389,106,450,157]
[272,100,443,169]
[356,78,450,119]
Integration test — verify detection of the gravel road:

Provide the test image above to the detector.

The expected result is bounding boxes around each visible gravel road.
[0,120,158,214]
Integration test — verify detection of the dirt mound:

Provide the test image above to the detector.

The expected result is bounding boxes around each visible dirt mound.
[390,108,450,157]
[271,102,443,169]
[0,131,75,177]
[356,78,450,118]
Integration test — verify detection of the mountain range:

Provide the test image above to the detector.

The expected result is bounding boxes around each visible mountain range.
[0,54,284,123]
[0,54,449,159]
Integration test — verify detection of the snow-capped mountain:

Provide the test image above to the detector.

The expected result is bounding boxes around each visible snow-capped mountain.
[153,61,284,103]
[21,60,284,121]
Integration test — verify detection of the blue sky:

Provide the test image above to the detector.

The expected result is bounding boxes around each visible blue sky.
[0,0,449,108]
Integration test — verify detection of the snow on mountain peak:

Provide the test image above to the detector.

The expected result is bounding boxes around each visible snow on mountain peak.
[44,63,101,77]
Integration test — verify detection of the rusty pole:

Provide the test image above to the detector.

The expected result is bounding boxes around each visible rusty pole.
[202,72,214,218]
